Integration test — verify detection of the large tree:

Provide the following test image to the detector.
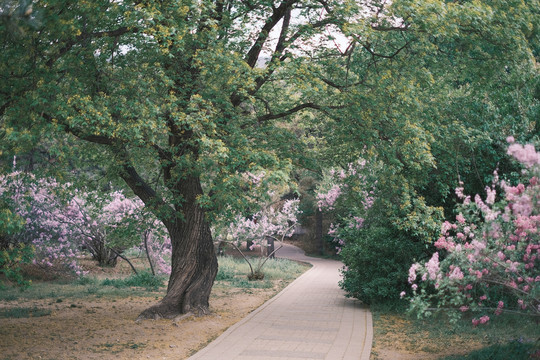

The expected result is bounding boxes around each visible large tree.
[0,0,353,319]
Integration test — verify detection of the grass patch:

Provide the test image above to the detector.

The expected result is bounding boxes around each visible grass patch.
[216,256,309,288]
[0,277,164,302]
[0,307,51,318]
[0,256,308,303]
[101,271,164,290]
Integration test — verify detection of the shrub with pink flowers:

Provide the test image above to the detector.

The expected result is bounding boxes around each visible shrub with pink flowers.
[213,199,301,279]
[315,158,376,254]
[0,167,171,278]
[407,138,540,324]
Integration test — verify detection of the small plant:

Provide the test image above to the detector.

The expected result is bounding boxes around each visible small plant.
[247,271,265,280]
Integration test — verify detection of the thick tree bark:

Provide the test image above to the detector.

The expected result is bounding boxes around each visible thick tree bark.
[137,175,218,320]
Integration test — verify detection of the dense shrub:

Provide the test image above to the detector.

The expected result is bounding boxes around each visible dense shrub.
[339,226,426,304]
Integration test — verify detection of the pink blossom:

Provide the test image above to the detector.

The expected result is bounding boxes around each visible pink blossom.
[408,263,421,284]
[316,184,342,211]
[479,315,490,324]
[448,266,464,280]
[455,182,465,199]
[426,253,440,281]
[485,187,496,205]
[507,143,540,168]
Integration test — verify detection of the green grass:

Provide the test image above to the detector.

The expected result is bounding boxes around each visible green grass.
[0,307,51,318]
[101,271,164,290]
[442,340,539,359]
[0,256,308,303]
[0,277,164,302]
[216,255,309,287]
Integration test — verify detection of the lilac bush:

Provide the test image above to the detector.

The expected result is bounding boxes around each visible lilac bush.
[0,170,86,275]
[315,158,375,253]
[0,167,170,277]
[407,138,540,325]
[213,199,301,279]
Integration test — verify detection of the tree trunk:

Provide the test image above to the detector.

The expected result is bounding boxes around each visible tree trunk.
[137,176,218,320]
[316,208,324,255]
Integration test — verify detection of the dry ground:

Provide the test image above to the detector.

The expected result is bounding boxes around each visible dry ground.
[0,254,295,360]
[2,246,535,360]
[0,285,279,360]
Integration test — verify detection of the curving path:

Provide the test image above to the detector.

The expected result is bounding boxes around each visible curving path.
[188,244,373,360]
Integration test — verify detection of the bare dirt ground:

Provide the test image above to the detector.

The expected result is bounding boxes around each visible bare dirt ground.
[369,314,484,360]
[0,284,283,360]
[0,251,296,360]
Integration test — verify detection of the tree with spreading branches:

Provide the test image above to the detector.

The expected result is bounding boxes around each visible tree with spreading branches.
[0,0,354,320]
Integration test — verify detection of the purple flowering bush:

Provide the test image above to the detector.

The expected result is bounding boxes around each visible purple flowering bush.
[407,139,540,325]
[0,167,171,278]
[213,198,301,279]
[315,158,376,254]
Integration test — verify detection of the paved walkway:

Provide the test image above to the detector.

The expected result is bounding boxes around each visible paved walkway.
[188,244,373,360]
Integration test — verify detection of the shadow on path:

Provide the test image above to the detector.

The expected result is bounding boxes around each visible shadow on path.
[188,243,373,360]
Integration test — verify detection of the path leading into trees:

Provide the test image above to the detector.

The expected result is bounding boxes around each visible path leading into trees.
[188,244,373,360]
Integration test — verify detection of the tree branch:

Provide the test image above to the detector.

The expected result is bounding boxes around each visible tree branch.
[356,37,413,59]
[256,102,344,122]
[244,1,297,69]
[45,26,139,68]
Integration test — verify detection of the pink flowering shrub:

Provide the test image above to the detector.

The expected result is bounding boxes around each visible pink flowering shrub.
[0,169,170,277]
[315,158,375,253]
[0,171,86,275]
[213,199,301,279]
[407,139,540,324]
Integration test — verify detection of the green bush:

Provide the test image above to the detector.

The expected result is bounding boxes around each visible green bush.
[339,226,426,304]
[0,244,34,288]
